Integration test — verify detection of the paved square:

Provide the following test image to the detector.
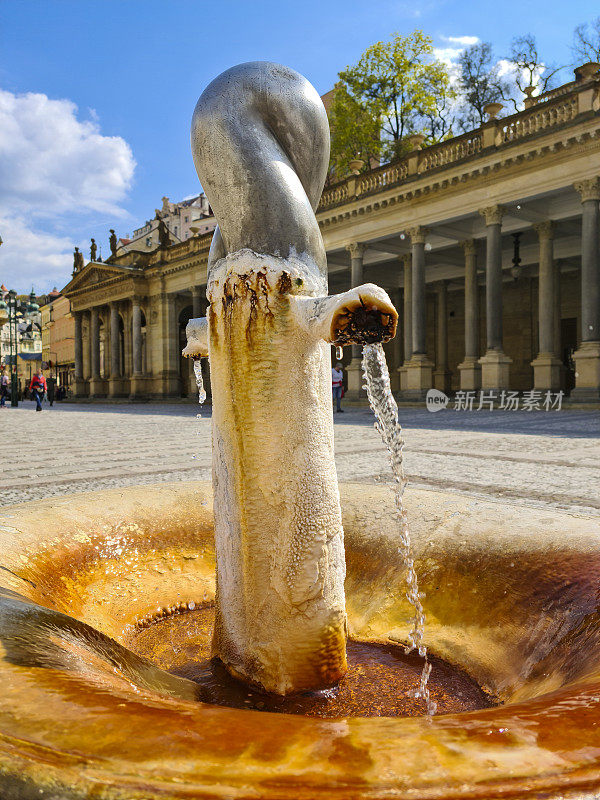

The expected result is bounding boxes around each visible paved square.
[1,401,598,515]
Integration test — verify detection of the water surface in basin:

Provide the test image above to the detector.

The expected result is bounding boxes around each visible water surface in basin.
[125,604,495,717]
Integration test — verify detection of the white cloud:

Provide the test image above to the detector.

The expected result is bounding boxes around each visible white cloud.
[0,213,74,292]
[434,35,483,93]
[0,88,136,292]
[434,46,465,68]
[442,35,480,46]
[434,35,480,70]
[0,89,135,216]
[497,58,516,78]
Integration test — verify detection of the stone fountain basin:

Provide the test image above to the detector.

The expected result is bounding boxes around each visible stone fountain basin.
[1,482,599,799]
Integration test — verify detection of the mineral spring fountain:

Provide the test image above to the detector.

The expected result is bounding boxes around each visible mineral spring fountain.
[1,62,600,800]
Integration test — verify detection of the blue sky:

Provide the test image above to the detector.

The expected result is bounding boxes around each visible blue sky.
[0,0,597,292]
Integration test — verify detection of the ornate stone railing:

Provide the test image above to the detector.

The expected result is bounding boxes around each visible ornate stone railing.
[418,132,482,172]
[356,161,408,194]
[320,182,350,207]
[317,77,598,213]
[533,81,578,105]
[499,94,579,143]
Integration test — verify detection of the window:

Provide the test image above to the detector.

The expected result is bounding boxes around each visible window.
[146,237,152,247]
[184,216,189,223]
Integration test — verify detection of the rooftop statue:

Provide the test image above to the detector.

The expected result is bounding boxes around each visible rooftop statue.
[72,246,84,274]
[157,218,171,249]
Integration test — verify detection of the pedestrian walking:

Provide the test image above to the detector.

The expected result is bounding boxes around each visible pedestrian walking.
[0,366,9,408]
[29,369,47,412]
[332,361,344,414]
[47,375,56,406]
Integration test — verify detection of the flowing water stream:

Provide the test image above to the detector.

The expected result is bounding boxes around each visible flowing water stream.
[189,343,435,713]
[362,343,436,715]
[193,358,207,406]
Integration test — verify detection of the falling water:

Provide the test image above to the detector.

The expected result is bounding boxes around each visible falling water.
[193,358,207,406]
[362,343,437,715]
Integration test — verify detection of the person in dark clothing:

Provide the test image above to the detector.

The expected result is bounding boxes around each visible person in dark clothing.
[47,376,56,406]
[29,370,47,412]
[0,366,8,408]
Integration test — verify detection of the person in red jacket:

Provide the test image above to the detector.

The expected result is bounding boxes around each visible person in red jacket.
[29,369,47,412]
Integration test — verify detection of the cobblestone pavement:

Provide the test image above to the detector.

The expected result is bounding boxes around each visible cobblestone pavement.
[1,401,599,515]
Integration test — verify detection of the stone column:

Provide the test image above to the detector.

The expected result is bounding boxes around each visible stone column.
[345,242,366,399]
[87,311,92,381]
[132,300,143,375]
[192,285,203,319]
[404,227,433,395]
[399,253,412,391]
[572,178,600,400]
[553,261,562,360]
[532,221,561,389]
[478,205,512,390]
[89,306,103,397]
[108,303,121,397]
[130,297,145,399]
[160,292,180,397]
[457,239,481,390]
[434,281,451,392]
[74,310,86,397]
[391,287,403,393]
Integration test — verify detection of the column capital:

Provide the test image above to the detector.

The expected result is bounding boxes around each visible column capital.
[406,226,428,245]
[346,241,366,258]
[534,220,555,240]
[131,295,144,306]
[398,252,411,266]
[479,205,505,226]
[574,177,600,202]
[460,238,477,255]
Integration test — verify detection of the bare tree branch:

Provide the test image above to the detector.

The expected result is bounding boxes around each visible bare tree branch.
[572,17,600,63]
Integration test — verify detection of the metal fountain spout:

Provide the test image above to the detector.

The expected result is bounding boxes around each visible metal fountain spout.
[184,61,398,695]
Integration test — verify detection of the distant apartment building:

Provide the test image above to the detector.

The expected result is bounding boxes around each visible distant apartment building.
[40,293,75,389]
[118,194,217,255]
[0,288,44,389]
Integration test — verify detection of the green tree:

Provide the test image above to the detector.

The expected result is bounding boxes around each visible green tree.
[327,82,381,182]
[329,30,454,175]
